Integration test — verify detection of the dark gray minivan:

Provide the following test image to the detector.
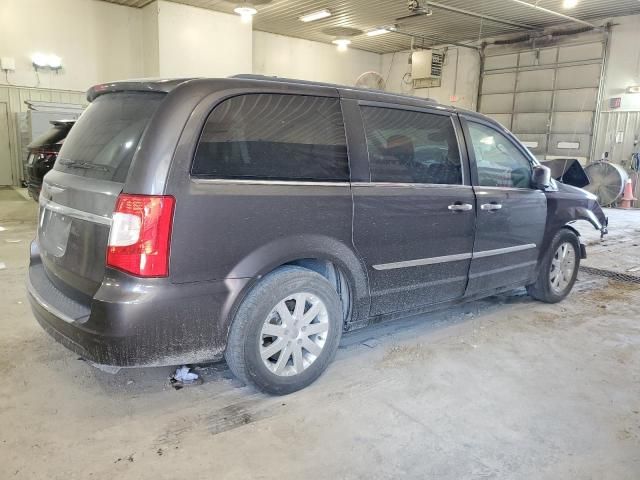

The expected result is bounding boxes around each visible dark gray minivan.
[28,75,608,394]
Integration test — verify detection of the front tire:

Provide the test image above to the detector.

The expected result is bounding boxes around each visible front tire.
[225,266,343,395]
[527,229,580,303]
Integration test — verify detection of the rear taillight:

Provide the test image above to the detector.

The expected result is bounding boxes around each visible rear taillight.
[107,194,175,277]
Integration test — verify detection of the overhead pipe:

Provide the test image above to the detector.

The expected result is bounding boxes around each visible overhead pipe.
[390,28,480,51]
[485,25,599,47]
[506,0,601,30]
[427,1,538,31]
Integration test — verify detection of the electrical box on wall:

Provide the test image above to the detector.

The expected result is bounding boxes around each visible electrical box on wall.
[1,57,16,71]
[411,50,443,89]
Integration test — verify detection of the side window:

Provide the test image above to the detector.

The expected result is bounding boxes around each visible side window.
[467,122,532,188]
[361,106,462,185]
[192,94,348,181]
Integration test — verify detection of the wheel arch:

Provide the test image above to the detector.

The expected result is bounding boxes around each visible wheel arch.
[220,234,370,341]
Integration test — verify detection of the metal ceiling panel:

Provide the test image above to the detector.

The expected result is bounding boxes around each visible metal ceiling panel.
[98,0,640,54]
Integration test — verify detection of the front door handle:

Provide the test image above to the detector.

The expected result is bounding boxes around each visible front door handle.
[481,203,503,211]
[448,203,473,212]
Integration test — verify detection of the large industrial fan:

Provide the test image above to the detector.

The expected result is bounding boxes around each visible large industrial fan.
[355,71,386,90]
[584,161,629,206]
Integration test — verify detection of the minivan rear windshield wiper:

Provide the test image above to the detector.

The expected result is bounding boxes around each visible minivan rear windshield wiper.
[58,159,110,172]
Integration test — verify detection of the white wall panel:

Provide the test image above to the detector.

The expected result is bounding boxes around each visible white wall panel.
[512,113,549,134]
[514,91,553,112]
[479,93,514,114]
[481,73,516,94]
[556,64,601,89]
[554,88,598,112]
[0,0,144,91]
[516,69,555,92]
[254,31,381,87]
[551,112,594,134]
[484,54,518,70]
[157,1,252,78]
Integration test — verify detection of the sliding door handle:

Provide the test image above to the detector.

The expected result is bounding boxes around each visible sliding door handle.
[448,203,473,212]
[481,203,503,211]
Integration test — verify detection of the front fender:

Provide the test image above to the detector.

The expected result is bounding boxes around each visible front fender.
[541,184,608,259]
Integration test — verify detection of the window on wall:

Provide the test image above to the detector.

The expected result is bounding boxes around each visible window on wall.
[467,122,532,188]
[360,106,462,185]
[192,94,349,181]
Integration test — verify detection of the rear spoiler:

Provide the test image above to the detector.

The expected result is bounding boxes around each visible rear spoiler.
[87,78,196,102]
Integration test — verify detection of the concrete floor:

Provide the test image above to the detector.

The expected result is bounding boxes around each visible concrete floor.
[1,187,639,479]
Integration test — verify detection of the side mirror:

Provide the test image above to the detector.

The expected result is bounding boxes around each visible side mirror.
[531,165,551,190]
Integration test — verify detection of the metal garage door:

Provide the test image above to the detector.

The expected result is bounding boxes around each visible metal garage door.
[479,39,606,162]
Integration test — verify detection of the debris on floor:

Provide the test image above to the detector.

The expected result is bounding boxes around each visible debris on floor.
[89,361,122,374]
[170,365,203,389]
[0,262,6,270]
[362,338,381,348]
[4,239,21,243]
[0,226,6,232]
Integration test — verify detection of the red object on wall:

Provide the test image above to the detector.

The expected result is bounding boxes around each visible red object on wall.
[610,97,622,109]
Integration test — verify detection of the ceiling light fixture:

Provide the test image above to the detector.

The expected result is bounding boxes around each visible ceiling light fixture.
[562,0,578,9]
[299,9,332,22]
[332,38,351,51]
[234,5,257,23]
[366,28,389,36]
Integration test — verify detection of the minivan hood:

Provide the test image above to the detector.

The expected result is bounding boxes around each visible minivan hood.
[554,180,598,201]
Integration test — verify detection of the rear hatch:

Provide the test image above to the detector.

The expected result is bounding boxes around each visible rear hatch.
[37,91,165,298]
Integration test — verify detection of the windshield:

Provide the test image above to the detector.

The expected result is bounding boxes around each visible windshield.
[54,92,165,182]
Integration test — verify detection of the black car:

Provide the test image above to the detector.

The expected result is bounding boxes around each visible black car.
[27,76,608,394]
[25,120,75,201]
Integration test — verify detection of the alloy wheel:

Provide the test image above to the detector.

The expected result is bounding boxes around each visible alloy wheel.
[259,292,330,376]
[549,242,577,294]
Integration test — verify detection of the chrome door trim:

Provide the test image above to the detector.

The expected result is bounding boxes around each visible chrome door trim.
[372,244,537,271]
[351,182,472,189]
[373,252,473,271]
[473,243,537,258]
[39,197,112,226]
[191,178,350,187]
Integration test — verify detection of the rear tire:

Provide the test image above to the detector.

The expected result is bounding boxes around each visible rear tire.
[527,229,581,303]
[225,266,343,395]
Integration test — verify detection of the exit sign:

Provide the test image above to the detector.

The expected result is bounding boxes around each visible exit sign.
[610,97,622,109]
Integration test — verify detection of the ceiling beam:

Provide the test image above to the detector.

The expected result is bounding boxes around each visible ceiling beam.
[505,0,599,29]
[427,1,538,31]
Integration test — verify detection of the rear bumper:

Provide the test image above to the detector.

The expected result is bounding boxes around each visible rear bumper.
[27,242,250,367]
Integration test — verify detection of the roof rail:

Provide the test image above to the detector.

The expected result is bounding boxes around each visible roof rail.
[230,74,437,104]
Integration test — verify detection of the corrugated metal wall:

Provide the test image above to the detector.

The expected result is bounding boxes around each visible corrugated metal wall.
[594,111,640,165]
[0,86,87,186]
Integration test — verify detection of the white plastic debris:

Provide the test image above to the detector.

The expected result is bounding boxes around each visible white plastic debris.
[5,239,21,243]
[90,362,122,374]
[174,365,199,382]
[0,262,6,270]
[170,365,202,389]
[0,226,6,232]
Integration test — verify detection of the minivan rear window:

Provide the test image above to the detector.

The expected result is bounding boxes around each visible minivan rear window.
[54,92,164,182]
[192,94,349,182]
